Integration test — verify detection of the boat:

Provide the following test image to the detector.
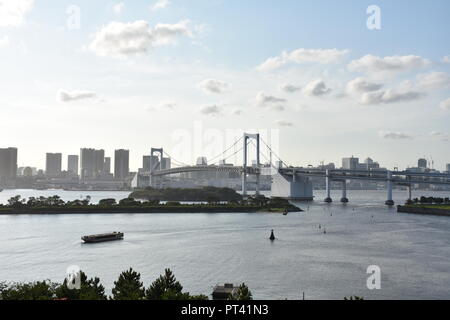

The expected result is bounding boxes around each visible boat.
[269,230,276,241]
[82,232,124,243]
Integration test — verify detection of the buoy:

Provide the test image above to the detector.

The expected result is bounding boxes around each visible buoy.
[319,224,322,229]
[269,230,276,241]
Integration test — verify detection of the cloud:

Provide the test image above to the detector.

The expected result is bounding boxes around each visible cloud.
[443,56,450,64]
[199,79,229,94]
[346,77,383,94]
[232,109,243,116]
[440,98,450,110]
[348,54,429,75]
[430,131,450,142]
[276,120,294,127]
[113,2,124,14]
[280,83,301,93]
[58,90,97,102]
[416,72,450,90]
[150,0,170,11]
[257,48,349,72]
[255,92,286,106]
[0,0,34,27]
[89,20,192,58]
[0,35,9,47]
[360,89,423,105]
[199,104,221,116]
[303,79,332,97]
[379,131,413,140]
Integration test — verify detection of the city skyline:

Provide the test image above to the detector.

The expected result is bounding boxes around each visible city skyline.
[1,0,449,170]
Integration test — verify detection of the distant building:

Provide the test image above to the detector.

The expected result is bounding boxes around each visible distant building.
[67,155,79,175]
[196,157,208,166]
[80,148,105,179]
[0,147,18,181]
[446,163,450,173]
[114,149,129,180]
[46,153,62,177]
[212,284,238,300]
[161,157,171,170]
[364,157,380,170]
[342,157,359,170]
[418,158,427,169]
[104,157,111,175]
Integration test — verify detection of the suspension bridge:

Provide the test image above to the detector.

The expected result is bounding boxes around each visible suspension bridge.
[142,133,450,206]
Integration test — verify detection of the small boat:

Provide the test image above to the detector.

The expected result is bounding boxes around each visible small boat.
[269,230,276,241]
[82,232,124,243]
[283,208,288,216]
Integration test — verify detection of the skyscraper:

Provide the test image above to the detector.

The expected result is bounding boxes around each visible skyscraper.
[68,155,79,175]
[104,157,111,175]
[114,149,129,180]
[46,153,62,177]
[80,148,105,179]
[446,163,450,173]
[0,147,18,181]
[418,158,427,169]
[342,157,359,170]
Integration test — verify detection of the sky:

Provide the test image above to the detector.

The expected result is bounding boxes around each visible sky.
[0,0,449,171]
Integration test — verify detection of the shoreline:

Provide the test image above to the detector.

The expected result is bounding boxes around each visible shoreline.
[0,205,302,215]
[397,205,450,217]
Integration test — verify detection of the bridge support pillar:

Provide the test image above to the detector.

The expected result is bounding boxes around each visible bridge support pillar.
[407,184,412,201]
[324,170,332,203]
[340,180,349,203]
[385,170,395,206]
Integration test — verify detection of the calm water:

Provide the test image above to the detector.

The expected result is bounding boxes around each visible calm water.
[1,189,450,300]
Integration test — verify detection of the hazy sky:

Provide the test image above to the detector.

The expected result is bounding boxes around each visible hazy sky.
[1,0,449,171]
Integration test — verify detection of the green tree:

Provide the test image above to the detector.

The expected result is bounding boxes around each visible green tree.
[111,268,145,300]
[99,198,117,206]
[55,271,106,300]
[146,269,184,300]
[0,281,58,300]
[344,296,364,300]
[229,283,253,301]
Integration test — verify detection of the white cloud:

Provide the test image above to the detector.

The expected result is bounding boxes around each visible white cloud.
[442,56,450,64]
[232,109,243,116]
[0,35,9,47]
[199,104,221,116]
[440,98,450,110]
[58,90,97,102]
[346,77,383,94]
[303,79,332,97]
[379,131,413,140]
[0,0,34,27]
[113,2,124,14]
[276,120,294,127]
[255,92,286,106]
[280,83,301,93]
[360,89,423,105]
[199,79,229,94]
[348,54,429,75]
[430,131,449,142]
[150,0,170,11]
[416,72,450,90]
[89,20,192,58]
[257,48,349,72]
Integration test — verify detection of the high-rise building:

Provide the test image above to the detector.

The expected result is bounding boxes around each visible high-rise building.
[114,149,129,180]
[418,158,427,169]
[342,157,359,170]
[104,157,111,174]
[67,155,79,175]
[80,148,105,179]
[46,153,62,177]
[446,163,450,173]
[0,147,18,181]
[161,157,171,170]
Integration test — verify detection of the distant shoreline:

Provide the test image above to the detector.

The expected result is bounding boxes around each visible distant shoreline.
[0,205,301,215]
[397,205,450,217]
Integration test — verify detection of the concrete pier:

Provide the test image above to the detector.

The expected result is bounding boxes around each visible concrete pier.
[340,180,349,203]
[324,170,332,203]
[385,170,395,206]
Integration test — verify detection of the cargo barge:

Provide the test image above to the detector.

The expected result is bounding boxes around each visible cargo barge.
[81,232,124,243]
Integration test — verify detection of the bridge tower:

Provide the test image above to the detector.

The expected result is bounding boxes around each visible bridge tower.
[150,148,164,187]
[242,133,260,197]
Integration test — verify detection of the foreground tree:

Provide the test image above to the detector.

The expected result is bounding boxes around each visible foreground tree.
[111,268,145,300]
[55,271,106,300]
[0,281,58,300]
[229,283,253,300]
[146,268,184,300]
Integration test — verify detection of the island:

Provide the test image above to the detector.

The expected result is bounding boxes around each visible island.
[397,196,450,217]
[0,189,302,215]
